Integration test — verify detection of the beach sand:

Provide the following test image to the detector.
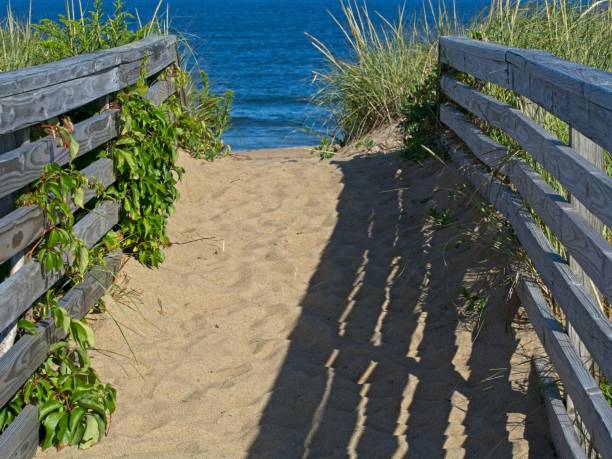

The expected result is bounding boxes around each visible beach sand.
[41,146,554,458]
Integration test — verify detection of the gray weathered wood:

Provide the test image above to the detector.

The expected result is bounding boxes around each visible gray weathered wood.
[440,76,612,228]
[439,36,510,87]
[568,129,606,301]
[0,157,116,266]
[0,64,178,201]
[0,200,119,334]
[0,35,176,99]
[0,129,30,220]
[0,110,119,199]
[439,36,612,152]
[0,251,122,409]
[0,405,39,459]
[445,141,612,382]
[440,104,612,300]
[532,357,588,459]
[147,78,176,106]
[518,277,612,457]
[566,129,606,454]
[0,37,177,135]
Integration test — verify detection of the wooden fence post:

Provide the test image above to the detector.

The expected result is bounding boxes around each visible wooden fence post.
[567,128,606,457]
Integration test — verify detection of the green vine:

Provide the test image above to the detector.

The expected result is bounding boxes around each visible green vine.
[2,293,115,450]
[0,40,232,451]
[18,163,96,280]
[106,68,184,267]
[0,115,116,449]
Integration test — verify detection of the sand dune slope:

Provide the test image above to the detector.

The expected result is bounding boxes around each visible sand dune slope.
[42,148,553,458]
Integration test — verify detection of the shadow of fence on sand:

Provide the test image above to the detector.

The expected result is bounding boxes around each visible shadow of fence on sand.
[247,153,553,458]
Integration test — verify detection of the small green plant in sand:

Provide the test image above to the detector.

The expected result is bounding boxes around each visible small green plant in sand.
[355,137,376,152]
[428,206,452,228]
[176,70,234,160]
[458,287,489,318]
[312,137,337,160]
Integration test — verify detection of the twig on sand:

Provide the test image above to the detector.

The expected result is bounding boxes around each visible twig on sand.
[170,235,226,253]
[379,187,409,193]
[170,236,221,246]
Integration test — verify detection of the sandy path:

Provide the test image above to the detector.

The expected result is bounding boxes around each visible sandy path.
[43,148,554,458]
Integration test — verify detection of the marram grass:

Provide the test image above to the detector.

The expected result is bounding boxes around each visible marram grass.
[312,0,612,145]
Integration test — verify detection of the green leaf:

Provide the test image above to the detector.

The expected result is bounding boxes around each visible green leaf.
[18,319,37,335]
[70,420,86,446]
[70,320,95,348]
[42,410,63,449]
[69,406,86,437]
[57,412,71,446]
[39,398,63,419]
[69,138,80,160]
[52,306,71,333]
[73,187,85,209]
[77,246,89,274]
[79,415,100,449]
[0,407,7,430]
[47,229,61,248]
[91,412,107,438]
[75,398,106,418]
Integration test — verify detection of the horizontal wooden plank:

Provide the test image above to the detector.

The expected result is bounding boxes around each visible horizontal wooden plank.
[439,36,510,86]
[147,78,176,106]
[532,357,587,459]
[519,278,612,457]
[0,61,179,200]
[506,48,612,117]
[440,104,612,299]
[0,200,119,334]
[445,140,612,381]
[0,251,122,410]
[0,37,177,135]
[0,405,38,459]
[440,76,612,228]
[0,109,119,200]
[0,35,176,99]
[0,157,116,265]
[439,36,612,152]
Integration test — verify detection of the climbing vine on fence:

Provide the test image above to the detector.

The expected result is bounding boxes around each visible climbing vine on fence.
[107,70,185,267]
[0,55,232,449]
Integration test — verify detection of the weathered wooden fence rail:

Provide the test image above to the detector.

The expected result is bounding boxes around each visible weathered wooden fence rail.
[439,36,612,458]
[0,35,179,457]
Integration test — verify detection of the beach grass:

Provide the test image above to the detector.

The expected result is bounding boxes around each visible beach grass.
[0,0,168,72]
[309,0,457,145]
[311,0,612,146]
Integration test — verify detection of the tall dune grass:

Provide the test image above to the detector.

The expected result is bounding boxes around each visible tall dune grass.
[0,0,169,72]
[0,1,232,158]
[310,1,458,144]
[311,0,612,146]
[0,5,37,71]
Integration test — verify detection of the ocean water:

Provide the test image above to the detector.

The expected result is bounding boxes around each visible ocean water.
[7,0,488,150]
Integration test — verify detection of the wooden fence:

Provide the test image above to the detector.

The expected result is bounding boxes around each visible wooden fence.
[0,35,179,457]
[438,36,612,458]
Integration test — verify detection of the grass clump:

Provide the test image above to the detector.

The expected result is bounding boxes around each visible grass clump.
[310,1,454,146]
[0,0,167,71]
[312,0,611,154]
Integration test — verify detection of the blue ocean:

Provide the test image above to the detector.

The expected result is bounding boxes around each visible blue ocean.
[6,0,488,150]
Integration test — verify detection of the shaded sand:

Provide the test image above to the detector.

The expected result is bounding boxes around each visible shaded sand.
[41,148,554,458]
